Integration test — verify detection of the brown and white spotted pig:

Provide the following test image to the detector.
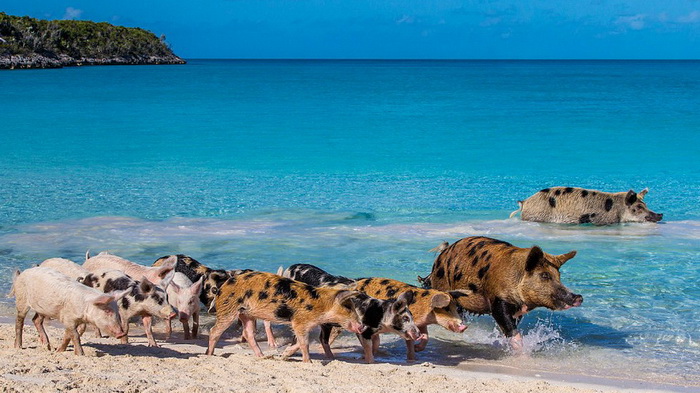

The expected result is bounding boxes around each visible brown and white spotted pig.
[352,277,478,361]
[510,187,662,225]
[281,264,421,363]
[206,271,368,363]
[425,236,583,350]
[82,269,176,347]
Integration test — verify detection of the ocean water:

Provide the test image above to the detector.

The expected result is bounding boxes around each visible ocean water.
[1,60,699,387]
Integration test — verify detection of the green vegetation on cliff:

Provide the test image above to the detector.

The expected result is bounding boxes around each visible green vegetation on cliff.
[0,12,184,67]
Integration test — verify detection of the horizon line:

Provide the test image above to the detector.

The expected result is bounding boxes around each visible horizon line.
[182,58,700,61]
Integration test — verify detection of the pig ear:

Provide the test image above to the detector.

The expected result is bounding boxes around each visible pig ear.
[638,188,648,200]
[160,270,175,289]
[140,278,155,293]
[110,289,131,301]
[92,294,115,306]
[625,190,638,206]
[191,277,204,294]
[335,290,361,308]
[553,251,577,269]
[393,291,414,311]
[430,292,450,309]
[525,246,544,272]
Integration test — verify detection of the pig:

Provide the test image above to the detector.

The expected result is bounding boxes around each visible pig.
[84,252,176,286]
[352,277,476,361]
[10,267,129,355]
[81,269,176,347]
[424,237,583,350]
[510,187,663,225]
[163,272,204,340]
[152,255,277,345]
[281,263,421,363]
[39,258,90,282]
[206,271,368,363]
[153,254,230,309]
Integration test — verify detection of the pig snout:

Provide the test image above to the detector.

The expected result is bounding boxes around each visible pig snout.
[348,321,367,334]
[646,212,663,222]
[178,311,190,321]
[561,293,583,310]
[448,321,468,333]
[406,326,421,341]
[162,305,177,320]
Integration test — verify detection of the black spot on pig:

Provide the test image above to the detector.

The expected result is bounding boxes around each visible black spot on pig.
[274,279,298,299]
[540,188,550,193]
[436,267,445,279]
[121,297,130,310]
[605,198,613,211]
[305,304,313,311]
[304,285,320,299]
[244,290,253,299]
[453,271,463,281]
[549,197,556,208]
[478,264,490,279]
[380,279,390,285]
[555,190,561,196]
[564,187,574,194]
[275,304,294,320]
[468,283,478,292]
[579,214,592,224]
[151,293,165,305]
[258,291,269,300]
[386,287,397,298]
[581,190,588,197]
[104,277,132,292]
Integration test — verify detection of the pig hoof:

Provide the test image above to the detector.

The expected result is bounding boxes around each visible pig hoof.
[148,342,160,348]
[267,340,278,348]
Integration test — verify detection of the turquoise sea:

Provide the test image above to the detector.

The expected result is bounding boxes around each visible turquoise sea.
[1,60,699,388]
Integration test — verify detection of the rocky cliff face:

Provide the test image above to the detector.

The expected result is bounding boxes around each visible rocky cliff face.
[0,12,185,69]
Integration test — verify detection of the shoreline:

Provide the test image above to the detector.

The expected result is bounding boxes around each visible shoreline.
[0,54,186,70]
[0,321,694,393]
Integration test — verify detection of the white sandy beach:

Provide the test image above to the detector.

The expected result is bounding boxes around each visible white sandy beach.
[0,319,692,393]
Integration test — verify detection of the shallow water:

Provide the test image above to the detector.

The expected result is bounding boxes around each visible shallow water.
[1,60,699,386]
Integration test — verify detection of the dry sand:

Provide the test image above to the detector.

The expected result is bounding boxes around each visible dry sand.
[0,321,686,393]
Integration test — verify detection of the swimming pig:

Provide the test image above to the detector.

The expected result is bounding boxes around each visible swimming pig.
[281,264,420,363]
[423,237,582,350]
[206,271,368,362]
[10,267,129,355]
[510,187,662,224]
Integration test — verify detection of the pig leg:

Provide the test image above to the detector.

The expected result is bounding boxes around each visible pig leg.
[32,313,51,350]
[414,326,429,352]
[69,327,84,356]
[182,317,191,340]
[240,315,265,357]
[120,319,130,344]
[57,329,72,352]
[405,338,417,362]
[263,320,277,348]
[318,324,335,360]
[142,315,159,347]
[328,326,342,346]
[192,311,199,339]
[77,323,86,336]
[14,308,29,349]
[292,326,312,363]
[165,318,172,340]
[358,335,374,364]
[206,310,239,356]
[371,334,381,355]
[491,298,523,350]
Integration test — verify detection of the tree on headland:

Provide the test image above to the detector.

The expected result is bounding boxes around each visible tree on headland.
[0,12,184,67]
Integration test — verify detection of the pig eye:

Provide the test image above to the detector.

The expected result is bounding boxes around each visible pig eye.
[540,272,551,280]
[402,316,410,323]
[211,287,219,295]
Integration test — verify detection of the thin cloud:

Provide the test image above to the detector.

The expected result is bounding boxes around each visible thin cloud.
[614,14,646,30]
[63,7,83,20]
[677,10,700,24]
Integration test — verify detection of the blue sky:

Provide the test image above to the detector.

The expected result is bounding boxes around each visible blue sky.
[3,1,700,59]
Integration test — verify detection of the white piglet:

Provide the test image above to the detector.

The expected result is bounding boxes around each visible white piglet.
[10,267,129,355]
[165,272,204,340]
[83,252,176,285]
[39,258,90,282]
